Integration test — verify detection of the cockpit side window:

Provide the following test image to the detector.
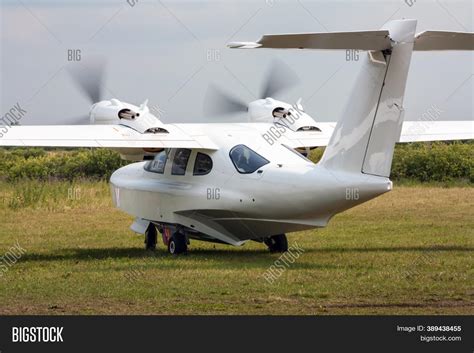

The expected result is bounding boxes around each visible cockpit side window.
[229,145,270,174]
[193,152,213,176]
[144,150,167,174]
[282,144,313,163]
[171,148,192,175]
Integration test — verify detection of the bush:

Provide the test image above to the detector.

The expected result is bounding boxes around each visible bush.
[390,142,473,183]
[309,141,472,183]
[0,148,128,181]
[0,142,472,183]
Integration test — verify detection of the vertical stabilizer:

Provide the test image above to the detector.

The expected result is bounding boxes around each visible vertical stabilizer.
[320,19,417,177]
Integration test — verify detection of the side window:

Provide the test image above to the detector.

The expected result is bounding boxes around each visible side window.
[144,150,167,174]
[193,153,213,176]
[282,144,313,163]
[171,148,192,175]
[229,145,270,174]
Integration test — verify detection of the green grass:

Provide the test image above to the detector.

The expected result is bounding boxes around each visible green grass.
[0,181,472,315]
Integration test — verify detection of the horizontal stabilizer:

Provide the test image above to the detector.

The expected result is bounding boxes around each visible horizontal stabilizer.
[228,30,391,50]
[414,31,474,51]
[229,29,473,52]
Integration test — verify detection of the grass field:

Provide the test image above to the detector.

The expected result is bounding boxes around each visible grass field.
[0,181,472,315]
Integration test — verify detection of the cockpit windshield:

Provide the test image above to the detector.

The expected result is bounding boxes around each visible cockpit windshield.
[144,150,167,174]
[229,145,269,174]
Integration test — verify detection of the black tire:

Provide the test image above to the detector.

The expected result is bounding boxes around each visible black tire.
[168,232,187,255]
[144,224,157,250]
[264,234,288,253]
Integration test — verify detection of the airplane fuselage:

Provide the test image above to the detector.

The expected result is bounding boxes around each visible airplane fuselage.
[110,125,392,245]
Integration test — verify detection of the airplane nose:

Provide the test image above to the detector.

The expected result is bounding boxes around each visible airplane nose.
[110,162,145,185]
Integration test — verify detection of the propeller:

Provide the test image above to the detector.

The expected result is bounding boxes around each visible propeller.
[64,57,107,124]
[260,58,299,99]
[204,59,299,117]
[204,85,248,117]
[67,57,106,105]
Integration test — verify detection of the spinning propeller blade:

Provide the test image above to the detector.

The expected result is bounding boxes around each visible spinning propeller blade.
[204,84,248,117]
[260,58,299,99]
[67,58,106,104]
[204,59,300,117]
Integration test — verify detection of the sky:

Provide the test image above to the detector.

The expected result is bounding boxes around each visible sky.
[0,0,472,125]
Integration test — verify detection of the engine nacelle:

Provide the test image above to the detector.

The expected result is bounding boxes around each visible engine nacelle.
[272,107,292,119]
[89,99,123,124]
[89,99,168,134]
[247,98,321,132]
[118,108,139,120]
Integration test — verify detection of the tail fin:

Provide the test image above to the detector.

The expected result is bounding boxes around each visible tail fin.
[320,19,417,177]
[229,19,474,177]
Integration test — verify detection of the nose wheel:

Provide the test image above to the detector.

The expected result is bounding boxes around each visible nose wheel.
[144,223,158,250]
[264,234,288,253]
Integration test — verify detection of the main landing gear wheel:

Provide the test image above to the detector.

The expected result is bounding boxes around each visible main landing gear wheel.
[264,234,288,253]
[144,224,157,251]
[168,232,187,255]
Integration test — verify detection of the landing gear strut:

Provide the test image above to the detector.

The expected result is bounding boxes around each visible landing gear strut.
[144,223,157,250]
[168,232,187,255]
[264,234,288,253]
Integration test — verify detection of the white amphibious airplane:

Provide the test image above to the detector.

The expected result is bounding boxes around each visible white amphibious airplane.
[1,20,473,254]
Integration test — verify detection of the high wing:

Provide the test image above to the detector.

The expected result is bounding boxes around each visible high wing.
[0,124,218,150]
[399,121,473,142]
[0,121,471,154]
[279,121,473,149]
[276,122,335,148]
